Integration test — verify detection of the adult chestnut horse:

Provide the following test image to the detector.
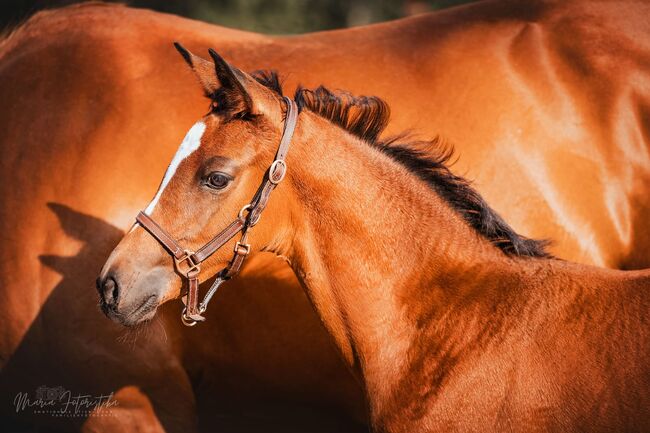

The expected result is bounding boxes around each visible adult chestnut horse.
[2,0,650,431]
[99,51,650,432]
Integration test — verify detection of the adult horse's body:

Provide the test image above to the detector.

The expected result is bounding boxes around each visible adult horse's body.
[1,0,650,431]
[99,52,650,432]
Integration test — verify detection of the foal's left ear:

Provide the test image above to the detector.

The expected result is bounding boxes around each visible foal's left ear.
[174,42,219,97]
[208,49,276,118]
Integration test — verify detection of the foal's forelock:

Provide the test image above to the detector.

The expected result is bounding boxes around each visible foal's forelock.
[144,121,206,215]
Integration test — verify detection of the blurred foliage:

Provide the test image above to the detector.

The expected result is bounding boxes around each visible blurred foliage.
[1,0,477,34]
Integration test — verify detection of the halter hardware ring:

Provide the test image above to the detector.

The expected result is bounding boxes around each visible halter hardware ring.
[174,249,200,277]
[181,307,198,326]
[238,204,253,220]
[269,159,287,185]
[181,301,208,327]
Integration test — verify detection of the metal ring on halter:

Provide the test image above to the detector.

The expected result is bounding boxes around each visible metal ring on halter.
[181,302,208,326]
[268,160,287,185]
[181,307,198,327]
[238,204,252,220]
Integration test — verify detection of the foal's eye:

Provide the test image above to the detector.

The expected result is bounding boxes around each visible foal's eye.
[205,172,232,190]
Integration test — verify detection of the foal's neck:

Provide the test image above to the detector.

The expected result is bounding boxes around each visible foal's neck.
[283,113,524,420]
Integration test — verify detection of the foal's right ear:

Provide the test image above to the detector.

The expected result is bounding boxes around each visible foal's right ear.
[174,42,219,97]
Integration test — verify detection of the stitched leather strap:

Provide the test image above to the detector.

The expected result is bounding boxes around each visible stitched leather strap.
[193,218,246,263]
[249,97,298,224]
[136,212,185,259]
[223,233,251,278]
[185,276,204,321]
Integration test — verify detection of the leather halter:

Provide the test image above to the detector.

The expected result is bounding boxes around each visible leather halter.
[136,97,298,326]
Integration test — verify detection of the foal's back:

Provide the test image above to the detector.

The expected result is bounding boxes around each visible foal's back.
[419,262,650,432]
[516,264,649,431]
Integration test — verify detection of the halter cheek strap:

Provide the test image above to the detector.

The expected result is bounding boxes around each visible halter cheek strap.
[136,97,298,326]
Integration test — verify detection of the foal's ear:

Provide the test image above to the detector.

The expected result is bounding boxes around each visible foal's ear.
[207,48,255,116]
[174,42,219,97]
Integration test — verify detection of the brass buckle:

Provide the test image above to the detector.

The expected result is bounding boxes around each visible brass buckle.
[234,241,251,255]
[174,249,200,277]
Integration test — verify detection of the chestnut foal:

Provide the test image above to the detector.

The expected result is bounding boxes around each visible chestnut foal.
[99,49,650,432]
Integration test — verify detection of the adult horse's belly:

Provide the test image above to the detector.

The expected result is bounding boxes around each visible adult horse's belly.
[1,1,649,431]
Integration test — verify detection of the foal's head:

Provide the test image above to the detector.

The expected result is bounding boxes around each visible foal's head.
[97,46,297,325]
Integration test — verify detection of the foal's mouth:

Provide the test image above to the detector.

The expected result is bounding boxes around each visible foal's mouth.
[101,294,159,327]
[128,294,159,323]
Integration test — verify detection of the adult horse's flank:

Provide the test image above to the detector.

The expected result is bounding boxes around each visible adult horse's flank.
[99,49,650,432]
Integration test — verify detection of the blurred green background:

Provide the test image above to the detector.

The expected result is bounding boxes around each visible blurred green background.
[1,0,478,34]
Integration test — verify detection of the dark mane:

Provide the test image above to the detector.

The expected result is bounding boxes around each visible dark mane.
[251,71,550,258]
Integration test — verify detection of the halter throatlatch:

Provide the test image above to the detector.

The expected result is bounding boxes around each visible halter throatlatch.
[136,97,298,326]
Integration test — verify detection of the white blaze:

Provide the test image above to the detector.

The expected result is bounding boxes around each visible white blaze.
[144,121,206,215]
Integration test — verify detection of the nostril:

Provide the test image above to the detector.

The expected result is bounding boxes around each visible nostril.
[100,276,120,305]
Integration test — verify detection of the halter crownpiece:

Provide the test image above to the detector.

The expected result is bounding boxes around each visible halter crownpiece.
[136,96,298,326]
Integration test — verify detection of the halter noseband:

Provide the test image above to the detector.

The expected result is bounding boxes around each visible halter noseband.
[135,97,298,326]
